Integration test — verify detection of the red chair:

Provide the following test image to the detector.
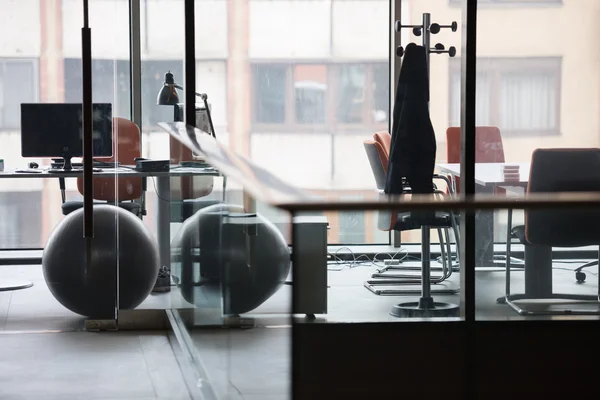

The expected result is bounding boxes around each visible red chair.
[61,117,144,216]
[373,131,391,158]
[445,126,505,194]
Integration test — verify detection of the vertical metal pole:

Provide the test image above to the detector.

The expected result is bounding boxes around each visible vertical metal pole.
[421,228,431,298]
[82,0,94,253]
[129,0,142,131]
[462,1,478,398]
[391,0,401,249]
[421,13,431,293]
[184,0,196,128]
[460,0,478,323]
[422,13,431,84]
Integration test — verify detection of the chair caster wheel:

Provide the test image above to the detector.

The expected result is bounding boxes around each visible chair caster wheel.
[575,271,586,283]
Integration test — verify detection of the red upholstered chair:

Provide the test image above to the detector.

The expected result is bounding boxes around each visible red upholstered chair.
[61,117,144,216]
[445,126,505,195]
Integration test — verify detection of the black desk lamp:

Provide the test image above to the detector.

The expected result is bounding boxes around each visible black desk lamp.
[156,71,217,139]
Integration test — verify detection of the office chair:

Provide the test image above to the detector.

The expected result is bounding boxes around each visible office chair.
[445,126,506,195]
[60,117,144,216]
[362,138,459,296]
[369,132,460,277]
[502,148,600,315]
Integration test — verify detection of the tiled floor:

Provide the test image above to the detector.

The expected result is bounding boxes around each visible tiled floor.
[0,331,191,400]
[2,258,600,400]
[0,264,193,400]
[186,258,600,399]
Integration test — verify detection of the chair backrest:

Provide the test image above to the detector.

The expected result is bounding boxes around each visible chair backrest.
[373,131,392,157]
[526,148,600,246]
[446,126,505,163]
[363,140,387,191]
[76,117,143,201]
[363,136,397,231]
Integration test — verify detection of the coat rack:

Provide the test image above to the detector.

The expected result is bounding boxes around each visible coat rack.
[396,13,457,81]
[389,13,459,318]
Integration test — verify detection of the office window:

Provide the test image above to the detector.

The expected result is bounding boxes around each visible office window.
[65,59,190,130]
[449,57,561,135]
[295,65,327,124]
[0,59,38,130]
[253,64,287,124]
[338,210,366,244]
[251,62,388,130]
[0,203,18,248]
[140,60,184,128]
[372,63,390,123]
[337,65,365,124]
[64,58,131,120]
[0,192,42,248]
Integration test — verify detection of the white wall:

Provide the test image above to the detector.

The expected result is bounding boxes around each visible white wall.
[62,0,130,59]
[0,0,41,57]
[142,0,228,59]
[331,0,388,60]
[250,133,332,189]
[249,0,331,59]
[63,0,228,60]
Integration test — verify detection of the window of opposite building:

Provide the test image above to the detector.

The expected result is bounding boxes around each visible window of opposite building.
[449,57,562,136]
[251,62,389,132]
[0,59,38,130]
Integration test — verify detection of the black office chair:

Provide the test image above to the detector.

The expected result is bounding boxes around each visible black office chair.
[362,139,459,296]
[503,148,600,315]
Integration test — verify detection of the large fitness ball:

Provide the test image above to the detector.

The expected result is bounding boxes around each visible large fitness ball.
[42,205,159,318]
[171,203,290,315]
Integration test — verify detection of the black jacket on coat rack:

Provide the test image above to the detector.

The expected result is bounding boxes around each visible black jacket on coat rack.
[385,42,436,197]
[384,42,436,225]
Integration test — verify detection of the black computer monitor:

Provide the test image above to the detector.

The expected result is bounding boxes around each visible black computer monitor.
[20,103,113,170]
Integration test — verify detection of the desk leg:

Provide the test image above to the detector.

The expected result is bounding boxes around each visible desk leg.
[476,209,495,268]
[524,245,553,298]
[475,183,496,268]
[156,176,171,268]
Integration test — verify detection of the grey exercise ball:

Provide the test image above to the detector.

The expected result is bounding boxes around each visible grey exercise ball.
[171,203,290,315]
[42,205,159,318]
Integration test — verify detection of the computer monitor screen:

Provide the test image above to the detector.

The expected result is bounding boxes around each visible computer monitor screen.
[20,103,113,162]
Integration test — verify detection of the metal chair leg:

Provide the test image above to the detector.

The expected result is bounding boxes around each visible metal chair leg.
[499,209,600,315]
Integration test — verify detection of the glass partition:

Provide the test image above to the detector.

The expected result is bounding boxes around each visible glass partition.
[169,174,293,399]
[0,0,134,330]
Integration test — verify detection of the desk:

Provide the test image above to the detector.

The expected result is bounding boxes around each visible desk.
[0,166,220,282]
[436,162,555,300]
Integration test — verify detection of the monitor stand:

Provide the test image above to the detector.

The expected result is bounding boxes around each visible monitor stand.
[48,156,79,173]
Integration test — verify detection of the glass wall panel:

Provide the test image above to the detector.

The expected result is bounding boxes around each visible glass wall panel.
[0,0,131,329]
[438,0,600,319]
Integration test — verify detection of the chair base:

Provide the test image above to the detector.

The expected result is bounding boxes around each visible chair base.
[364,281,459,296]
[390,297,460,318]
[0,279,33,292]
[497,293,600,316]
